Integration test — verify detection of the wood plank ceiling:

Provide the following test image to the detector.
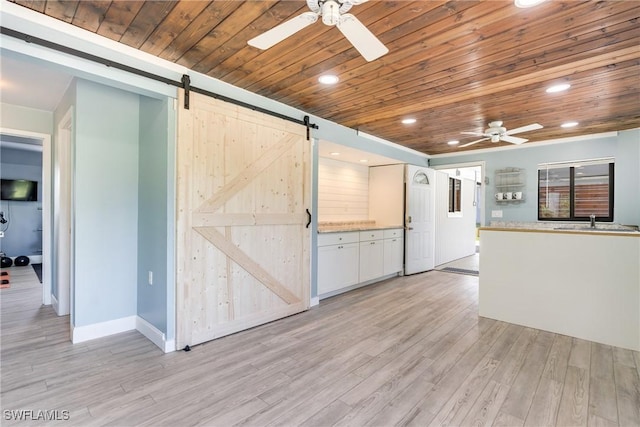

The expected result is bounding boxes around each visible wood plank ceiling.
[9,0,640,155]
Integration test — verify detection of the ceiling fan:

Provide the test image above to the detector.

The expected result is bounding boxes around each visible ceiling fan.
[247,0,389,62]
[459,121,543,148]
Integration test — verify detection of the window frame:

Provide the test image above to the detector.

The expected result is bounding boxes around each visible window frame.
[448,177,462,214]
[537,161,614,222]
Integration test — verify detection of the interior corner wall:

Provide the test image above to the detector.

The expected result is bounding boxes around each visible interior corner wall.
[137,95,172,337]
[429,130,640,227]
[73,79,139,327]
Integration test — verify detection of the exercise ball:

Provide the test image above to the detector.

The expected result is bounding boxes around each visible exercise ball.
[0,257,12,268]
[14,256,30,267]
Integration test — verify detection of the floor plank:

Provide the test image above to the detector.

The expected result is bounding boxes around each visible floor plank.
[1,266,637,426]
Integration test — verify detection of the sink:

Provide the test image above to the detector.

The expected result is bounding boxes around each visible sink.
[554,227,639,233]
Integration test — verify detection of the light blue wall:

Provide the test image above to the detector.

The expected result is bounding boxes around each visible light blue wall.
[137,96,173,336]
[73,79,139,327]
[430,130,640,226]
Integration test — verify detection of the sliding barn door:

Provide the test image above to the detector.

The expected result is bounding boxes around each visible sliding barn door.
[176,90,310,349]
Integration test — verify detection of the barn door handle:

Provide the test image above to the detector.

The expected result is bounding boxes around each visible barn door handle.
[306,209,311,228]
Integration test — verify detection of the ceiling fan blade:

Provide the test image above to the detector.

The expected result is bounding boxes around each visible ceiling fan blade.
[336,14,388,62]
[248,12,318,50]
[460,131,486,136]
[506,123,543,135]
[501,135,528,144]
[459,138,488,148]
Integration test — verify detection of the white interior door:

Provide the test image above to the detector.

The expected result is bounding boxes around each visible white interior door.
[404,165,435,275]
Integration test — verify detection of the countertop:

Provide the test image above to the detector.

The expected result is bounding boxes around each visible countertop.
[317,220,404,234]
[481,221,640,237]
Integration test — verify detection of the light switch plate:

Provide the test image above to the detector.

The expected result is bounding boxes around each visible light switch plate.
[491,210,503,218]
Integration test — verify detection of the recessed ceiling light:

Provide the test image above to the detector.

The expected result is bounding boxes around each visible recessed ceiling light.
[515,0,546,8]
[561,121,579,128]
[330,152,340,156]
[318,74,339,85]
[359,159,368,163]
[447,140,460,146]
[546,83,571,93]
[401,118,417,125]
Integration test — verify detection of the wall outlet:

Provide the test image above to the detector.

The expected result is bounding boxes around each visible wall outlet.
[491,210,503,218]
[0,231,4,238]
[148,271,153,285]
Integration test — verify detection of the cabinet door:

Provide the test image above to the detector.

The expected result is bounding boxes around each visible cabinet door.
[384,238,404,275]
[359,240,384,282]
[318,243,359,295]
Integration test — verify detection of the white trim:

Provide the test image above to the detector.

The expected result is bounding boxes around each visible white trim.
[28,255,43,263]
[310,296,320,307]
[51,293,59,315]
[429,132,619,159]
[136,316,175,353]
[71,316,136,344]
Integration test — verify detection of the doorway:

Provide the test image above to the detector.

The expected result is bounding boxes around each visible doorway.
[0,128,52,305]
[435,163,484,234]
[433,162,484,273]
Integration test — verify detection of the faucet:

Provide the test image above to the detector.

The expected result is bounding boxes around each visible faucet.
[590,214,596,229]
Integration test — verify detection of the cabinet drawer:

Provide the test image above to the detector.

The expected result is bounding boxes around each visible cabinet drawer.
[383,228,403,239]
[359,230,384,241]
[317,231,359,247]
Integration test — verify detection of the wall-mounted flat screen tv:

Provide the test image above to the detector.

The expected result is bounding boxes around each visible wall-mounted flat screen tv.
[1,179,38,201]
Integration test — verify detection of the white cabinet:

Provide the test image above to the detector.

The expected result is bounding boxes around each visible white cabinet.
[384,236,404,275]
[318,228,404,297]
[318,232,359,295]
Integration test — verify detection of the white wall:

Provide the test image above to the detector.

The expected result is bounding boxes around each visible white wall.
[435,172,477,266]
[318,157,369,222]
[369,164,404,227]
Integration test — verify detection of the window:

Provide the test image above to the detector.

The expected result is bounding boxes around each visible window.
[449,177,461,213]
[538,159,614,221]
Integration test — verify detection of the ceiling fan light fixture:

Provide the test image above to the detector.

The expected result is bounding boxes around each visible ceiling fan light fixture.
[318,74,339,85]
[321,0,341,26]
[401,118,417,125]
[447,140,459,146]
[514,0,546,8]
[546,83,571,93]
[561,121,579,128]
[490,135,500,143]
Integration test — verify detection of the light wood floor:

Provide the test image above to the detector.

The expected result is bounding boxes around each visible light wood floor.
[1,266,639,426]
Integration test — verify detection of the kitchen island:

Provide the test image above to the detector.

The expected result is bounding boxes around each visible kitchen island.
[479,223,640,351]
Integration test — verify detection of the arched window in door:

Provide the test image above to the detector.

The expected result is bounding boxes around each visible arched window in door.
[413,171,429,185]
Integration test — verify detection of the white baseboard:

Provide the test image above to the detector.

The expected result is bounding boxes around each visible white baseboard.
[310,296,320,307]
[51,294,59,314]
[29,255,43,264]
[136,316,175,353]
[72,316,136,344]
